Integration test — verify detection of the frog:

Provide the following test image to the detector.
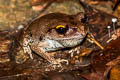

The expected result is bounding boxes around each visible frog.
[18,12,88,65]
[9,0,117,66]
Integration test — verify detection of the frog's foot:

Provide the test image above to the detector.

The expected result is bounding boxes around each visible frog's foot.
[30,44,60,64]
[70,48,93,67]
[56,58,69,65]
[22,37,34,59]
[47,58,69,70]
[23,45,33,59]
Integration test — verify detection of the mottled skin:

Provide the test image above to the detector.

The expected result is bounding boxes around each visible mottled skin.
[20,13,87,64]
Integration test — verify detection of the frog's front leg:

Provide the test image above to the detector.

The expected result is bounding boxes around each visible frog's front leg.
[30,41,59,64]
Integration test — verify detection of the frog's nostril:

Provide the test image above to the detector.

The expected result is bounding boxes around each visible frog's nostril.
[39,35,43,41]
[73,27,77,31]
[30,33,32,37]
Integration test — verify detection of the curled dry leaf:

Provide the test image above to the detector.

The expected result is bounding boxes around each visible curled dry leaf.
[109,65,120,80]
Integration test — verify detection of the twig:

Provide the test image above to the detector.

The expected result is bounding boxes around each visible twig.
[87,34,104,50]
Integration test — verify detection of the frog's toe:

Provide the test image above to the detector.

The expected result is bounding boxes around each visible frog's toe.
[50,60,59,65]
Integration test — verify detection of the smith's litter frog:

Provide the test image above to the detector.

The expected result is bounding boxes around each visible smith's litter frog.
[19,13,88,64]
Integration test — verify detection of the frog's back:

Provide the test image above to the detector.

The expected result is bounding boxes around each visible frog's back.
[25,13,76,37]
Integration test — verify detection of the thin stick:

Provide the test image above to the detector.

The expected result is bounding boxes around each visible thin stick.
[87,34,104,50]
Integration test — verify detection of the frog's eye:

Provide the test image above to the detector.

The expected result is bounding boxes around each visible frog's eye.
[56,25,69,34]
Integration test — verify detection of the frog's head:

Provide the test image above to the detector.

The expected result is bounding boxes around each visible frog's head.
[44,13,88,51]
[26,13,88,51]
[45,22,87,48]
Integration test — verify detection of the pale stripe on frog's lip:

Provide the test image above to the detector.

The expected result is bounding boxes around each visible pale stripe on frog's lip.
[41,35,86,52]
[42,37,84,52]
